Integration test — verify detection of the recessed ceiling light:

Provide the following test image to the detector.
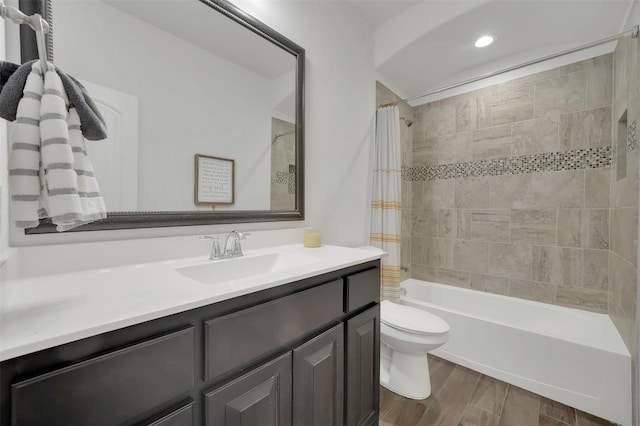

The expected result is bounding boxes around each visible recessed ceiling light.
[475,35,495,48]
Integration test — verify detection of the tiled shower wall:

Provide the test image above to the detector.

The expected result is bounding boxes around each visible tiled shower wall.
[405,54,615,313]
[610,34,639,423]
[270,118,296,210]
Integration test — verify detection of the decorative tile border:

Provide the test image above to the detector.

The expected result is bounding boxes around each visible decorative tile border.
[402,146,611,181]
[627,120,637,153]
[288,164,296,194]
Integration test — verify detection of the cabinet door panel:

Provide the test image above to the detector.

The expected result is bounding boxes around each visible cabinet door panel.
[293,324,344,426]
[346,306,380,426]
[11,327,195,426]
[146,401,194,426]
[205,352,292,426]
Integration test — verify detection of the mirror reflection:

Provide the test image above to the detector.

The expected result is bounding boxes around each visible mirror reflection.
[52,0,297,212]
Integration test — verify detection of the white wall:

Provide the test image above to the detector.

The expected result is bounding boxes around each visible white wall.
[232,1,376,247]
[3,1,376,252]
[0,18,10,266]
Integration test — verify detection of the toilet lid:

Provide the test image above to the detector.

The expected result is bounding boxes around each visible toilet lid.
[380,300,449,335]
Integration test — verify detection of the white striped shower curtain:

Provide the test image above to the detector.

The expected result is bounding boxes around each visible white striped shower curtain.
[370,105,402,302]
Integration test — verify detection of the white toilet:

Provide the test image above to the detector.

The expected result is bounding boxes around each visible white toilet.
[380,300,450,400]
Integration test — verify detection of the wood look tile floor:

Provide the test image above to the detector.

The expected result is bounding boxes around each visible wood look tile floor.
[379,355,617,426]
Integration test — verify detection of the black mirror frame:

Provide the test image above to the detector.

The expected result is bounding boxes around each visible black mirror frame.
[18,0,305,233]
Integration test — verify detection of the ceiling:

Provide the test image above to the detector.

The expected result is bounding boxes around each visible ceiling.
[350,0,634,104]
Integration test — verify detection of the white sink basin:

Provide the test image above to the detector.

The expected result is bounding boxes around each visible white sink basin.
[175,251,321,285]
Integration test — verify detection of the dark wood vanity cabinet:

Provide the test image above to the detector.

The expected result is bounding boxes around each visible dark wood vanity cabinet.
[0,260,380,426]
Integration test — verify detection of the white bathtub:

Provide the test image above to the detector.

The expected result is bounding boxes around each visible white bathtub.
[401,279,632,426]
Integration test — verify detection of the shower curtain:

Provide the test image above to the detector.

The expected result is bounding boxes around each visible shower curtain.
[370,105,402,302]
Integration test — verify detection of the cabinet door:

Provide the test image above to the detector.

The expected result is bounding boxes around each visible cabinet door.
[293,324,344,426]
[205,352,292,426]
[346,306,380,426]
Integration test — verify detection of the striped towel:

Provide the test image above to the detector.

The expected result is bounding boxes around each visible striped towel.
[8,62,106,231]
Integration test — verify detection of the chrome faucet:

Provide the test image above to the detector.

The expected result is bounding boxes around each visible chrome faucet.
[200,231,250,260]
[223,230,250,258]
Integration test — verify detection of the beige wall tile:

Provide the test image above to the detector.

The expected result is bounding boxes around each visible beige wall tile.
[456,100,474,132]
[509,278,556,304]
[532,170,584,208]
[609,293,634,354]
[412,264,438,282]
[401,209,411,237]
[491,84,534,125]
[476,96,492,129]
[586,56,613,109]
[424,179,455,209]
[535,71,587,118]
[587,209,609,249]
[612,146,639,209]
[455,178,491,209]
[454,240,490,273]
[470,273,510,296]
[401,237,411,275]
[437,209,474,241]
[610,252,637,319]
[470,210,510,242]
[559,107,612,150]
[489,243,533,279]
[402,180,412,210]
[439,132,473,164]
[473,125,512,160]
[611,206,638,265]
[412,181,424,209]
[511,116,559,155]
[583,249,609,291]
[557,209,585,248]
[411,237,423,265]
[511,209,557,245]
[457,209,472,240]
[412,137,439,167]
[424,237,454,269]
[532,246,583,286]
[438,209,454,238]
[422,103,457,139]
[411,209,438,237]
[438,268,471,288]
[584,168,611,208]
[556,287,607,313]
[557,209,608,249]
[489,174,533,209]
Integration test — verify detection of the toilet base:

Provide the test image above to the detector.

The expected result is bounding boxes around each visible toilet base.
[380,349,432,400]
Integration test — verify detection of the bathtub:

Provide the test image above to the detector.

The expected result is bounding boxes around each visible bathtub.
[401,279,632,426]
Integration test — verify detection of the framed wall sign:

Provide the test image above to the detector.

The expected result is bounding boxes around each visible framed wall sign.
[194,154,235,205]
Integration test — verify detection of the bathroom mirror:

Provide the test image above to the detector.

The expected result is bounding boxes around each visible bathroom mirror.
[18,0,305,233]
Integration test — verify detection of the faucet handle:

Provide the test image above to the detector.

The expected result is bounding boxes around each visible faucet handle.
[236,231,250,240]
[200,235,222,260]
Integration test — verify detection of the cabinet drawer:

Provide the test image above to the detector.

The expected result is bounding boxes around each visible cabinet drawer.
[205,280,343,381]
[146,401,194,426]
[345,268,380,312]
[11,327,195,426]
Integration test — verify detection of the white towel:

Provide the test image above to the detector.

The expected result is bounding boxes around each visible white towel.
[8,62,106,231]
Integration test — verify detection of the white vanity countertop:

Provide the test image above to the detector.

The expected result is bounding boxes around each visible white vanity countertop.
[0,244,383,361]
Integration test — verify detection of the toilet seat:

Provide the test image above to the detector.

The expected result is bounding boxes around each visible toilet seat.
[381,300,449,335]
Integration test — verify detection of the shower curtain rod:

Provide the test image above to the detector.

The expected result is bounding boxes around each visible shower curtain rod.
[379,24,639,108]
